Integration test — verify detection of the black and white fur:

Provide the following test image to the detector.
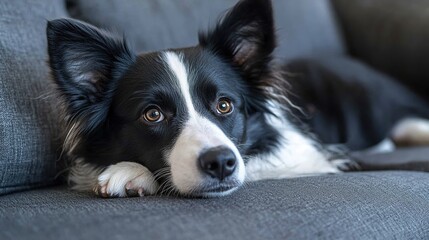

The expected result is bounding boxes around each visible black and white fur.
[46,0,427,198]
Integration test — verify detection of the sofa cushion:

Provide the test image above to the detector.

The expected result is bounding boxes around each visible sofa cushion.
[1,171,428,240]
[67,0,345,61]
[332,0,429,101]
[353,147,429,171]
[0,0,68,195]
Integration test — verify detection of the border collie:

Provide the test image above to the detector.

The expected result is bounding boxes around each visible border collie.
[46,0,428,198]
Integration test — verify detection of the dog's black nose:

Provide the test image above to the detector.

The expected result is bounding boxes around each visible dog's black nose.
[199,147,237,181]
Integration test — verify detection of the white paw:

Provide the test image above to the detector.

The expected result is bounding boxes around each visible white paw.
[94,162,158,198]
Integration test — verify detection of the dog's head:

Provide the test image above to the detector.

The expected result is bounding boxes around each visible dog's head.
[47,0,278,197]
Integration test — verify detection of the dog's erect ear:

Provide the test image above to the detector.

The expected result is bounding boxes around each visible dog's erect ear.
[199,0,275,78]
[47,18,135,133]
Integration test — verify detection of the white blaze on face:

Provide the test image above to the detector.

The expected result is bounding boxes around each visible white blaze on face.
[163,52,245,194]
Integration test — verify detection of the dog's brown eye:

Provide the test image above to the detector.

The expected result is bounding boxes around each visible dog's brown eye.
[216,98,233,115]
[143,107,165,123]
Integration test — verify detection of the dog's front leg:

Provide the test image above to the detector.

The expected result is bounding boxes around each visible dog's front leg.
[94,162,159,198]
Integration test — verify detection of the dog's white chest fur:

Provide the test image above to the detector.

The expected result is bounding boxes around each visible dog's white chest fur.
[245,109,341,181]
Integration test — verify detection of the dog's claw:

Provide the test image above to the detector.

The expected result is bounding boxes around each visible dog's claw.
[92,182,144,198]
[125,182,145,197]
[125,188,138,197]
[93,182,147,198]
[93,185,110,198]
[100,185,108,198]
[138,188,144,197]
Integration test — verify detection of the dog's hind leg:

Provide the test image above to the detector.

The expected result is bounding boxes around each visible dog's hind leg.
[350,118,429,172]
[391,118,429,147]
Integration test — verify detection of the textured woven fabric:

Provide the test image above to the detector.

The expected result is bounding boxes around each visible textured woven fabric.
[67,0,345,61]
[0,171,428,240]
[0,0,67,195]
[353,147,429,171]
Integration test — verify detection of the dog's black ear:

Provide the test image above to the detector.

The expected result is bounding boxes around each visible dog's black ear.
[47,18,135,133]
[199,0,275,78]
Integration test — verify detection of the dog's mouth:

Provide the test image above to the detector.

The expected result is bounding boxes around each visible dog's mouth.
[202,185,236,193]
[190,180,243,198]
[156,177,242,198]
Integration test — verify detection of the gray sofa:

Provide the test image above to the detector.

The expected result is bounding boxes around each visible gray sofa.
[1,0,428,239]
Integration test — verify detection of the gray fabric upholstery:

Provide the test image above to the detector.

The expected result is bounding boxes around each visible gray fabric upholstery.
[0,0,67,195]
[1,171,428,240]
[67,0,345,61]
[353,147,429,172]
[332,0,429,101]
[272,0,345,61]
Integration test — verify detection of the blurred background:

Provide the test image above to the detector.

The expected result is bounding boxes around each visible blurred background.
[66,0,429,97]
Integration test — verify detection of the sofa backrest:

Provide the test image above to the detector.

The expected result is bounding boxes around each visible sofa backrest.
[332,0,429,101]
[68,0,346,61]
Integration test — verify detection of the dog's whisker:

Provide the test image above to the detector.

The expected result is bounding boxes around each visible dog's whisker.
[157,176,174,196]
[157,179,169,193]
[166,185,176,197]
[153,169,172,184]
